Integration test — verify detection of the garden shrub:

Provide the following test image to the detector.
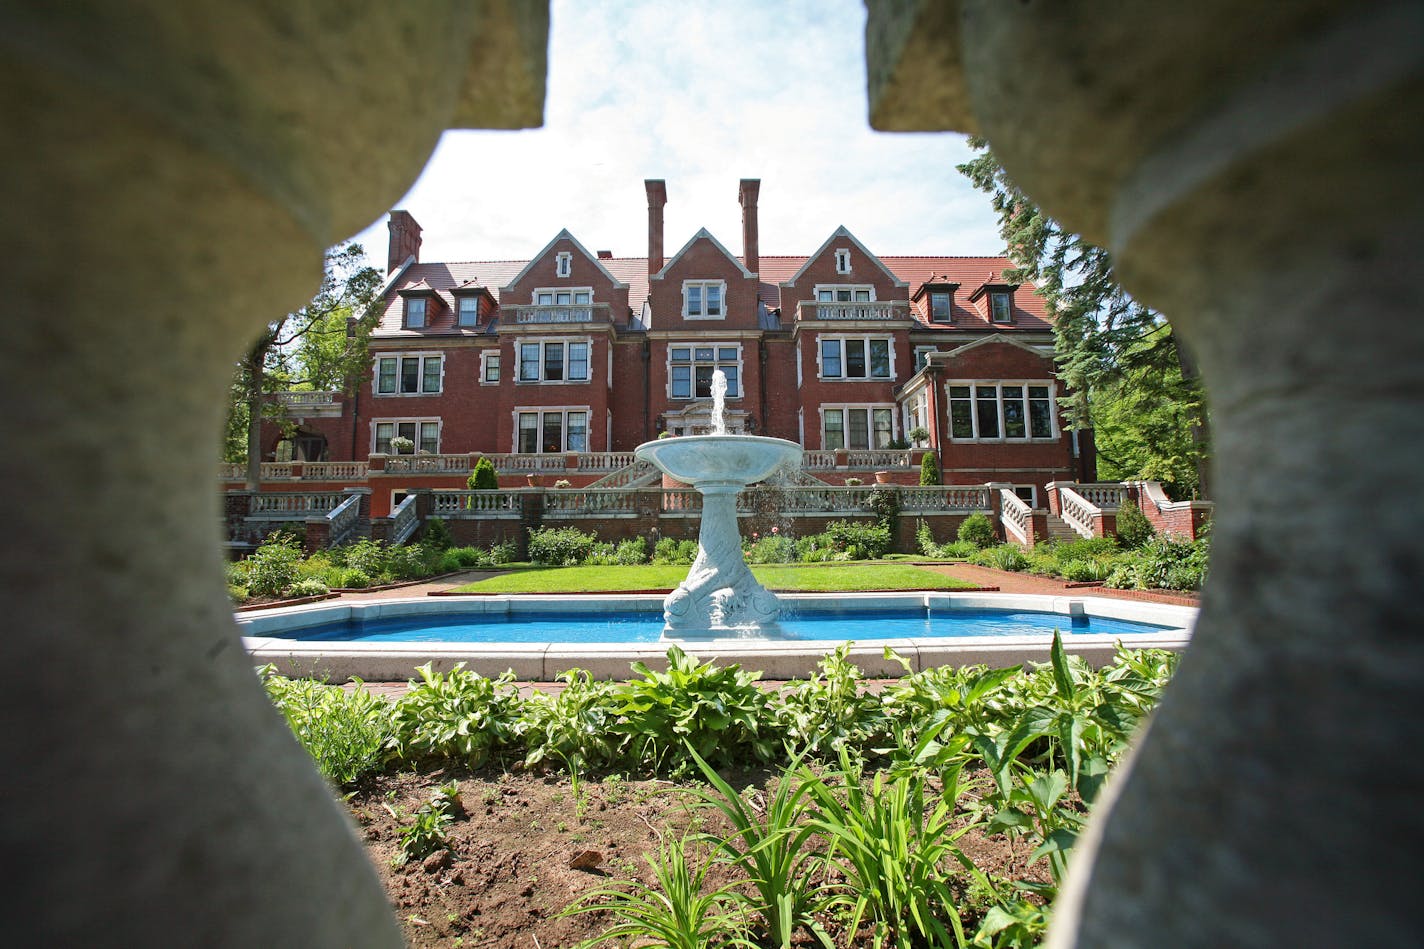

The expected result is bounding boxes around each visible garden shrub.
[1060,558,1111,582]
[227,582,250,602]
[745,533,797,564]
[919,452,941,485]
[865,485,900,536]
[1114,500,1155,549]
[613,536,648,565]
[423,516,453,550]
[384,543,443,581]
[523,669,621,772]
[261,667,395,787]
[388,662,525,767]
[287,577,331,598]
[444,546,492,569]
[468,456,498,491]
[332,538,387,578]
[243,532,304,597]
[971,543,1030,572]
[957,512,997,549]
[1106,535,1208,591]
[527,526,600,566]
[652,537,698,565]
[489,540,517,564]
[822,519,893,560]
[336,567,371,589]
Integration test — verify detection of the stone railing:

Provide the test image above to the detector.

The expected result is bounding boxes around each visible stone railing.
[430,489,520,518]
[660,489,702,513]
[1074,483,1126,509]
[388,493,419,545]
[577,452,636,472]
[275,390,339,407]
[486,453,570,473]
[1000,488,1032,545]
[303,461,368,480]
[379,453,472,474]
[899,485,993,512]
[1057,485,1100,539]
[504,302,611,325]
[585,459,658,490]
[740,485,880,514]
[545,489,641,516]
[249,491,345,519]
[322,492,362,546]
[795,300,910,322]
[802,451,836,469]
[845,449,914,469]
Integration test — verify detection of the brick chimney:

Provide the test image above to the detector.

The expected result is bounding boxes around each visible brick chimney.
[738,179,760,274]
[386,210,422,274]
[645,179,667,276]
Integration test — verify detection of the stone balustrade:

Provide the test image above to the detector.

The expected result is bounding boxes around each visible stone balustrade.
[387,494,419,545]
[545,488,640,516]
[430,489,521,518]
[898,485,993,512]
[248,492,346,518]
[999,489,1033,544]
[795,300,910,322]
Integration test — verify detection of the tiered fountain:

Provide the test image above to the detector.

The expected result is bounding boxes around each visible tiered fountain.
[634,371,800,639]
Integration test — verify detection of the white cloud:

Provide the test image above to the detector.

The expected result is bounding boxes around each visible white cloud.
[347,0,1005,268]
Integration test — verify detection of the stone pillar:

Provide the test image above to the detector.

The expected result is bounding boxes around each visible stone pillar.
[0,3,548,946]
[867,2,1423,946]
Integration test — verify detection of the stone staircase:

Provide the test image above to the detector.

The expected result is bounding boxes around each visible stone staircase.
[1045,512,1084,541]
[583,459,660,490]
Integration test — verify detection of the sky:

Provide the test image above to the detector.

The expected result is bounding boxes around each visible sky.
[348,0,1005,269]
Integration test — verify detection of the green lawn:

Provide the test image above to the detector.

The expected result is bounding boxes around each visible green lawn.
[450,561,976,594]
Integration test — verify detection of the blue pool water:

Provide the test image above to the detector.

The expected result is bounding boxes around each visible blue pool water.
[265,607,1173,645]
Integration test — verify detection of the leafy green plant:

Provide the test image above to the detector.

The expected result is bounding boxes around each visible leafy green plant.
[985,768,1083,885]
[523,669,621,773]
[423,516,454,550]
[261,667,394,787]
[821,519,893,560]
[919,452,941,485]
[1112,500,1154,549]
[561,834,753,949]
[775,643,891,760]
[468,456,498,491]
[865,486,901,535]
[527,526,599,566]
[394,792,456,867]
[652,537,698,565]
[243,531,304,597]
[286,577,330,598]
[388,662,525,767]
[957,513,997,549]
[612,646,775,775]
[971,544,1029,572]
[686,747,832,949]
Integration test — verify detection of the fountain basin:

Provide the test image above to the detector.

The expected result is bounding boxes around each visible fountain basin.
[634,434,801,487]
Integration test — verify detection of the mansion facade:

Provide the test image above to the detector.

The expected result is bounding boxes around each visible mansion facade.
[252,179,1097,518]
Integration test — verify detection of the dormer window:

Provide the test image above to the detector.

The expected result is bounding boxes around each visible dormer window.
[930,291,952,322]
[990,292,1012,324]
[556,251,572,278]
[835,248,851,274]
[456,295,479,327]
[683,280,726,320]
[404,296,427,329]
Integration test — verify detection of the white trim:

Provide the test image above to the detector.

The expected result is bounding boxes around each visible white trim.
[819,403,899,451]
[381,255,416,293]
[455,293,481,327]
[555,251,572,278]
[945,380,1059,442]
[531,286,593,305]
[500,229,628,292]
[651,227,755,281]
[681,279,728,320]
[813,283,876,302]
[816,334,896,381]
[666,342,743,401]
[372,351,445,396]
[514,335,594,384]
[370,417,443,455]
[512,405,592,453]
[479,350,501,385]
[403,296,428,329]
[931,333,1054,364]
[835,248,851,274]
[913,345,937,371]
[779,225,909,289]
[795,338,803,388]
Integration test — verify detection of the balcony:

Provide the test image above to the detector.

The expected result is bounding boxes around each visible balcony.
[795,300,910,322]
[273,390,342,417]
[503,302,612,325]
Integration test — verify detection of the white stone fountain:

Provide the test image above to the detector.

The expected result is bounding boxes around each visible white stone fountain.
[635,371,800,638]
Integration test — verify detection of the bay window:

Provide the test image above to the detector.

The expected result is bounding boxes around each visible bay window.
[822,405,896,450]
[669,345,740,399]
[948,382,1055,440]
[373,419,440,455]
[375,353,443,395]
[819,335,892,380]
[516,408,588,453]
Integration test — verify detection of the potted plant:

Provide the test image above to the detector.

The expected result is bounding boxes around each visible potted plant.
[908,426,930,448]
[553,479,571,489]
[387,435,414,454]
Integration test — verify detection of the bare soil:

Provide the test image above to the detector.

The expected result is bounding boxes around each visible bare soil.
[349,764,1048,948]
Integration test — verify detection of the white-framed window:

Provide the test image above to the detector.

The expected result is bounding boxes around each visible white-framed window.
[533,287,592,306]
[903,392,928,439]
[456,295,479,327]
[404,296,427,329]
[480,351,500,384]
[930,291,952,322]
[516,337,591,383]
[668,344,741,399]
[556,251,572,278]
[1013,485,1038,506]
[515,407,589,453]
[372,418,441,454]
[815,284,874,302]
[914,345,936,371]
[947,381,1056,441]
[990,291,1013,324]
[818,335,893,380]
[835,248,851,274]
[822,404,896,450]
[682,280,726,320]
[374,353,443,395]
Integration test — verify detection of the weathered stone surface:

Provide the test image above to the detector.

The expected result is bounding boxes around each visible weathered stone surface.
[0,2,547,946]
[866,2,1424,946]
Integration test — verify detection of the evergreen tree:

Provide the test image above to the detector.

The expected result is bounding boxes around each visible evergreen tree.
[958,140,1211,499]
[920,452,941,486]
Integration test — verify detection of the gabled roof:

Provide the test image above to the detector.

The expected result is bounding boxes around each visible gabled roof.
[779,225,909,289]
[499,228,629,292]
[933,333,1052,362]
[651,228,755,281]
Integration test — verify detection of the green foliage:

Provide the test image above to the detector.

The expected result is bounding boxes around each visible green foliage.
[864,486,900,539]
[917,520,979,559]
[821,519,893,560]
[286,577,330,598]
[468,456,498,491]
[971,544,1030,572]
[1113,500,1154,549]
[920,451,941,485]
[241,531,304,597]
[384,543,443,581]
[1106,534,1209,591]
[653,537,699,565]
[260,667,394,787]
[527,526,600,566]
[394,790,458,868]
[958,513,998,549]
[335,567,371,589]
[776,644,892,760]
[908,426,930,447]
[423,516,453,550]
[388,663,525,767]
[586,536,650,566]
[613,646,775,775]
[562,834,752,949]
[744,532,797,564]
[489,540,517,564]
[522,669,621,773]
